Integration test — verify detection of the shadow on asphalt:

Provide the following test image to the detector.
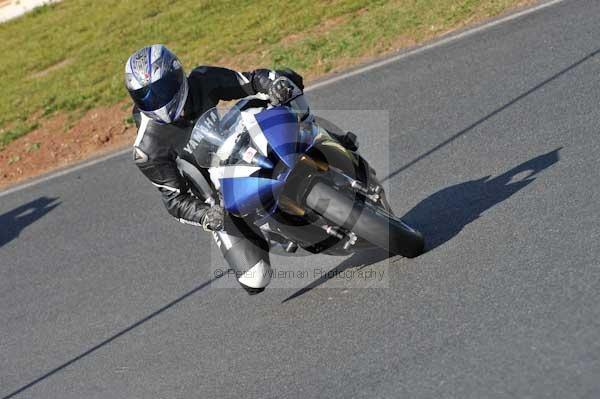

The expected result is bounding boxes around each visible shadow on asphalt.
[1,276,223,399]
[282,247,391,303]
[403,148,561,251]
[283,149,560,302]
[0,196,60,249]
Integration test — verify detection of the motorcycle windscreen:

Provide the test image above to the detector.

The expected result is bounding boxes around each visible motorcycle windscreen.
[220,176,284,216]
[254,107,300,168]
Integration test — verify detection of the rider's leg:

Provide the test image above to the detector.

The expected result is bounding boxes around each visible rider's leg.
[211,215,271,295]
[312,116,359,151]
[330,131,359,152]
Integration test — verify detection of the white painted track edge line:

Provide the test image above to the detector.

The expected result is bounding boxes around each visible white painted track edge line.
[0,0,566,198]
[307,0,566,91]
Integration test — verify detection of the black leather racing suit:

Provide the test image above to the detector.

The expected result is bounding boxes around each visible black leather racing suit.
[132,66,303,294]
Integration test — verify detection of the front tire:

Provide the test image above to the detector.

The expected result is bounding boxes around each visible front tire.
[305,182,424,258]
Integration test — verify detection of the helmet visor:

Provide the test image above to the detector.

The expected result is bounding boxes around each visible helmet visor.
[129,68,185,112]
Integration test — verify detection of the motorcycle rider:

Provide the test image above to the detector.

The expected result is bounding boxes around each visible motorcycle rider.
[125,44,357,294]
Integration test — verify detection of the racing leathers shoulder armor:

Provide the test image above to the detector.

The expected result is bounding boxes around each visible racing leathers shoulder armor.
[132,66,303,226]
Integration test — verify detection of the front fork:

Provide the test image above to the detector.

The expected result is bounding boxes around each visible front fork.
[316,165,392,250]
[329,165,383,204]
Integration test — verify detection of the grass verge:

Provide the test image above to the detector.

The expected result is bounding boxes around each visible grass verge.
[0,0,532,149]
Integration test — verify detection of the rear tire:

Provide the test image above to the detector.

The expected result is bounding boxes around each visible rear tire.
[305,182,424,258]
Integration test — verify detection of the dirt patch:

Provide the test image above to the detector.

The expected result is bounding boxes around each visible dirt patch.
[29,58,72,79]
[0,102,136,189]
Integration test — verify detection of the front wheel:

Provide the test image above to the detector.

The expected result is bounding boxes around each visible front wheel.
[305,182,424,258]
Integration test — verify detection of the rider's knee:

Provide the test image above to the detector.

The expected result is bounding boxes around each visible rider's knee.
[237,259,271,295]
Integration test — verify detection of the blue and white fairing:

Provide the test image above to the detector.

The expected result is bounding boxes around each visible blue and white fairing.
[188,105,317,218]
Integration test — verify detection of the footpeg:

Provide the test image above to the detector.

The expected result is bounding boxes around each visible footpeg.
[285,241,298,253]
[322,225,345,240]
[343,232,358,250]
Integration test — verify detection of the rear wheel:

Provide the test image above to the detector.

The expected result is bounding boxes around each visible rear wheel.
[305,182,424,258]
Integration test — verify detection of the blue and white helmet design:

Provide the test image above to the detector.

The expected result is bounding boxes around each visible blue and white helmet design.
[125,44,189,124]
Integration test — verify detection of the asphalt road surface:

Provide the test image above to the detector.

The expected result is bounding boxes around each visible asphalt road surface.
[2,1,599,397]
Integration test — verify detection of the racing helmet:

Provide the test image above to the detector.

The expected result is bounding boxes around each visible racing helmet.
[125,44,188,123]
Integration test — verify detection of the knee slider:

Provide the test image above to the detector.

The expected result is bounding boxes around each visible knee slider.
[237,259,271,293]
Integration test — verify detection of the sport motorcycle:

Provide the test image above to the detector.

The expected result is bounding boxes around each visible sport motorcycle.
[179,94,424,259]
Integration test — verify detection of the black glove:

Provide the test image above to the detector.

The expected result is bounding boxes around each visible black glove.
[268,77,295,105]
[201,205,225,231]
[278,68,304,91]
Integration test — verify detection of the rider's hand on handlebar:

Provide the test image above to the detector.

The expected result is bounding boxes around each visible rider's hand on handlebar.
[268,77,295,105]
[201,205,225,232]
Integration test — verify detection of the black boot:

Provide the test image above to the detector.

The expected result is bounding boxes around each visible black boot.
[330,131,359,152]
